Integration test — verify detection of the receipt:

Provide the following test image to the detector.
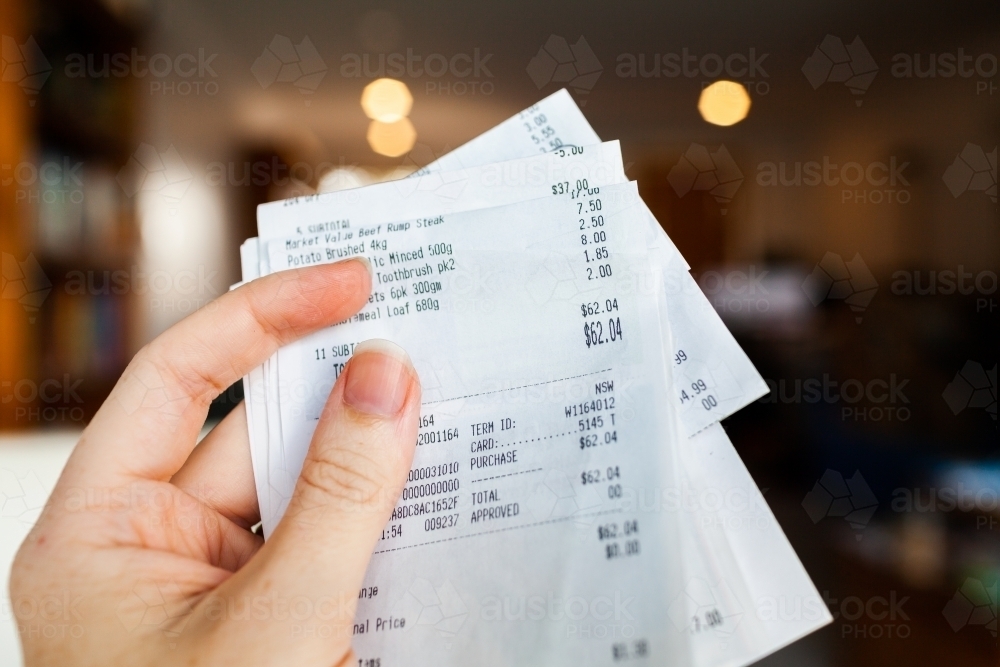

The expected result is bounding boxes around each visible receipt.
[254,182,829,665]
[273,182,696,664]
[239,90,829,667]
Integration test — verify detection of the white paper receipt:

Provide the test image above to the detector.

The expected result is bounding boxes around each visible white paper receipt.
[240,89,830,667]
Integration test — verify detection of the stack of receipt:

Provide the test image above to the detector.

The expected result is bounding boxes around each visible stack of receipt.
[238,89,831,666]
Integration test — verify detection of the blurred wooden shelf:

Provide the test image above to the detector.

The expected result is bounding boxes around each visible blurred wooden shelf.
[1,0,142,430]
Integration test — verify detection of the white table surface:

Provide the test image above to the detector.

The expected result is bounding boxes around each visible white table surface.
[0,431,79,667]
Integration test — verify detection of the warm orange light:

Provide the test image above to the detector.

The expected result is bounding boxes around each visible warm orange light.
[361,78,413,123]
[698,81,751,127]
[367,118,417,157]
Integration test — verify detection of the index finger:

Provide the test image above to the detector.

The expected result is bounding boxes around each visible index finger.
[67,257,371,486]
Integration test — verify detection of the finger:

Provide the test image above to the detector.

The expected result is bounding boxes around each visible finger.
[66,258,371,487]
[207,339,420,662]
[170,402,259,529]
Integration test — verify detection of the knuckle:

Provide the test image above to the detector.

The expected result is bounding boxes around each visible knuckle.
[130,340,216,407]
[296,447,389,511]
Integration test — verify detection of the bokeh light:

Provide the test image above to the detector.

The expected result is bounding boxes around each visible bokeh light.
[698,80,752,126]
[361,78,413,123]
[367,117,417,157]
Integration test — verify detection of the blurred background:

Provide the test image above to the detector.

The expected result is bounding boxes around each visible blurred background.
[0,0,997,664]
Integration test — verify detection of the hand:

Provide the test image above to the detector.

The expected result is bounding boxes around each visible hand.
[10,258,422,666]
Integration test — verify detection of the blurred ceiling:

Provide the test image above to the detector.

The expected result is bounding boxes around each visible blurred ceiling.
[93,0,997,163]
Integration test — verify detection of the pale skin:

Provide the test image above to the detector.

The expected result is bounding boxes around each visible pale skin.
[10,258,421,666]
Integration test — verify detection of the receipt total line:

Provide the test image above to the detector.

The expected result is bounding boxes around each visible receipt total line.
[372,508,625,555]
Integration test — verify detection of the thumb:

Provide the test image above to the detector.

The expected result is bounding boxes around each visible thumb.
[278,337,421,552]
[211,339,420,664]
